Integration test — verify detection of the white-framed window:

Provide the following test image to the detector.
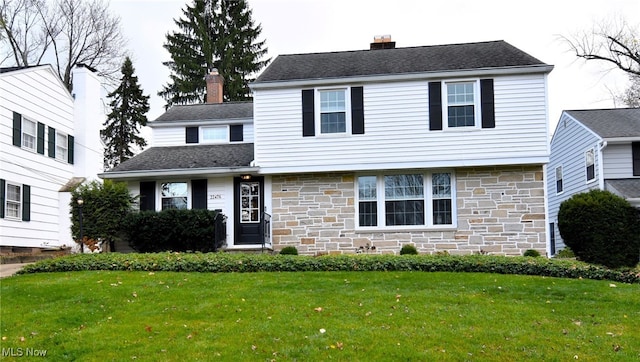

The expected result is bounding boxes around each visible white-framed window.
[161,182,188,210]
[555,166,563,194]
[444,81,479,128]
[357,172,455,228]
[318,88,349,134]
[585,149,595,183]
[201,126,228,143]
[22,118,37,151]
[5,183,21,219]
[55,131,68,161]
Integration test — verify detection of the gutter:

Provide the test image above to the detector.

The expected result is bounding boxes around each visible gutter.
[99,166,259,180]
[597,140,607,190]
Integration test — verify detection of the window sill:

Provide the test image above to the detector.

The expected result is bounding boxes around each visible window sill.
[355,225,457,233]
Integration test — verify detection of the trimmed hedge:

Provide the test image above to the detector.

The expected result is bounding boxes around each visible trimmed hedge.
[17,253,640,284]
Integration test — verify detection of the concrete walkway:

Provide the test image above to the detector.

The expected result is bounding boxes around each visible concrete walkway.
[0,263,32,278]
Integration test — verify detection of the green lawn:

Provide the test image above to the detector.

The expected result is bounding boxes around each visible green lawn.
[1,271,638,361]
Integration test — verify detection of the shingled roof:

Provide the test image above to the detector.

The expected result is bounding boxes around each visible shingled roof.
[565,108,640,138]
[106,143,254,173]
[254,40,548,83]
[153,101,253,123]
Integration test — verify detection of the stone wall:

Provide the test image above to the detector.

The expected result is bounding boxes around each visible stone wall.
[270,165,546,256]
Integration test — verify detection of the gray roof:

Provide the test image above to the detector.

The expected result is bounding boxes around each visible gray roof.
[565,108,640,138]
[153,101,253,123]
[106,143,254,173]
[606,179,640,199]
[255,40,548,83]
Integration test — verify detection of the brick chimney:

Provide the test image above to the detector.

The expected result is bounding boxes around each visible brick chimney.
[370,35,395,50]
[205,69,224,103]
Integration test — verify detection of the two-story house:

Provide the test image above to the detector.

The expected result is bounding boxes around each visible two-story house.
[102,38,553,256]
[547,108,640,254]
[1,64,104,252]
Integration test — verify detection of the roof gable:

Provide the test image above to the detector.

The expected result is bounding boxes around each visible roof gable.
[565,108,640,139]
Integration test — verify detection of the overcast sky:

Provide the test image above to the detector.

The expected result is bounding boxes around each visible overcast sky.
[110,0,640,136]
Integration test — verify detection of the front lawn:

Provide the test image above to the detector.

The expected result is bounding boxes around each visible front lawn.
[1,270,638,361]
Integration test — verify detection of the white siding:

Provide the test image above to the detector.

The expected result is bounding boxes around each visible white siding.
[253,74,549,173]
[603,143,636,179]
[547,113,602,251]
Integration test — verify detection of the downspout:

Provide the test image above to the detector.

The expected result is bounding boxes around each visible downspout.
[597,140,607,190]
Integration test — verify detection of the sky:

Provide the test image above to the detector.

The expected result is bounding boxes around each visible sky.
[110,0,640,138]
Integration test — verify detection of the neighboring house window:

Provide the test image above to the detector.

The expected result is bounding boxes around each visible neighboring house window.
[446,82,476,128]
[357,172,454,228]
[555,166,563,193]
[319,89,347,134]
[5,183,21,218]
[429,79,495,131]
[22,118,37,151]
[633,142,640,176]
[201,126,227,143]
[161,182,187,210]
[55,131,68,161]
[0,179,30,221]
[585,149,595,182]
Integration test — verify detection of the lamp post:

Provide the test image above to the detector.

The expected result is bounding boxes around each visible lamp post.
[77,197,84,253]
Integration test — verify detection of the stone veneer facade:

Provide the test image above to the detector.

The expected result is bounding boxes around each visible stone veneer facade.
[270,166,547,256]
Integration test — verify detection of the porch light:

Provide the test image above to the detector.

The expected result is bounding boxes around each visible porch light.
[241,174,252,180]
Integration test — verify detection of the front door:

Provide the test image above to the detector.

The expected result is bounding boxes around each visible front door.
[234,176,264,245]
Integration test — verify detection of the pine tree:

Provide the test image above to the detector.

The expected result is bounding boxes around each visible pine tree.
[158,0,269,108]
[102,57,150,169]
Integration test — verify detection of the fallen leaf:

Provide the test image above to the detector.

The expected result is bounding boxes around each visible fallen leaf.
[609,283,617,288]
[132,292,138,298]
[19,336,25,342]
[314,307,323,312]
[336,342,344,350]
[187,334,193,339]
[319,328,326,334]
[251,345,257,351]
[145,326,152,333]
[613,344,621,352]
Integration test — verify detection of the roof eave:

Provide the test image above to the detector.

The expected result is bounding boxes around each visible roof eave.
[602,136,640,143]
[150,117,253,127]
[99,166,259,180]
[250,64,554,90]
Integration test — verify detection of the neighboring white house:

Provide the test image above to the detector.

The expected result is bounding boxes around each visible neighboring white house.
[547,108,640,254]
[0,64,104,251]
[102,38,554,256]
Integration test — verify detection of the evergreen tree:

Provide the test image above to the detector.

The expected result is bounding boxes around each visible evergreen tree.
[158,0,269,108]
[102,57,150,169]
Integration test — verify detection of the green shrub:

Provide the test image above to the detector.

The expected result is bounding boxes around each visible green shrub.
[400,244,418,255]
[523,249,541,257]
[121,209,222,252]
[558,189,640,268]
[555,247,575,258]
[279,246,298,255]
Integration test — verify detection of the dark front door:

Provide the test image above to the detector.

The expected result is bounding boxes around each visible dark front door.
[234,176,264,245]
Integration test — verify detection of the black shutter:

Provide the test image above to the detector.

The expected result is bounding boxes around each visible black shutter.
[68,135,74,164]
[191,179,207,209]
[139,181,156,211]
[186,127,199,144]
[302,89,315,137]
[351,86,364,134]
[230,125,244,142]
[37,122,45,154]
[480,79,495,128]
[0,179,5,219]
[48,126,56,158]
[428,82,442,131]
[22,184,30,221]
[633,142,640,176]
[12,112,21,147]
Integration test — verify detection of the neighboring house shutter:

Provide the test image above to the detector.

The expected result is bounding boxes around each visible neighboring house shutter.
[0,179,5,219]
[302,89,315,137]
[68,135,74,164]
[351,86,365,134]
[12,112,21,147]
[37,122,45,154]
[428,82,442,131]
[633,142,640,176]
[186,127,199,144]
[22,184,30,221]
[230,125,244,142]
[480,79,495,128]
[191,179,207,209]
[139,181,156,211]
[48,126,56,158]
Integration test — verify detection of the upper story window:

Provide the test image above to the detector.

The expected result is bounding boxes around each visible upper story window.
[55,131,68,161]
[357,172,454,228]
[446,82,477,128]
[319,89,347,134]
[22,118,37,151]
[585,149,595,183]
[555,166,563,193]
[202,126,227,143]
[5,183,21,219]
[161,182,187,210]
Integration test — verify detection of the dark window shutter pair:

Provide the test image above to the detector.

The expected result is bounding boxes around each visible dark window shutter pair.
[139,181,156,211]
[428,79,495,130]
[0,179,29,221]
[633,142,640,176]
[192,179,207,209]
[301,87,365,136]
[230,125,243,142]
[186,127,199,144]
[48,127,56,158]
